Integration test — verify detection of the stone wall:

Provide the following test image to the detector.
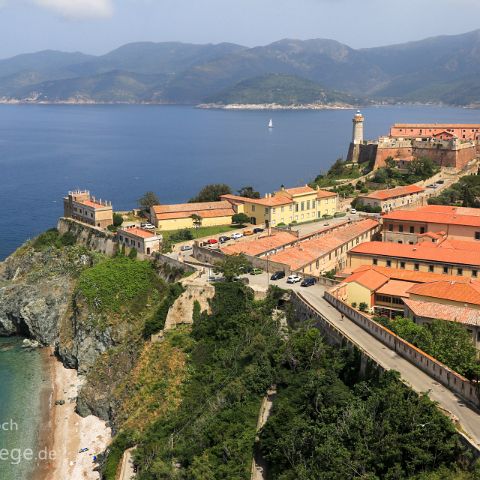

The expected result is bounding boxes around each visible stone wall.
[57,217,116,256]
[324,290,480,408]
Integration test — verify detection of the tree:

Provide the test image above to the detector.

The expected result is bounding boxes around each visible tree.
[113,213,123,227]
[231,213,250,226]
[238,186,260,199]
[189,184,231,203]
[214,254,251,281]
[190,213,202,229]
[138,191,160,211]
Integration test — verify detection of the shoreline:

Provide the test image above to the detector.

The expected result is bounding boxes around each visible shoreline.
[33,348,111,480]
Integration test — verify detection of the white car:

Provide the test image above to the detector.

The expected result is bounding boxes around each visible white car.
[231,232,243,240]
[350,209,357,214]
[180,245,193,251]
[286,274,302,284]
[141,222,155,230]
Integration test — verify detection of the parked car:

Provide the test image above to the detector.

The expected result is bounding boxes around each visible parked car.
[244,230,253,236]
[253,227,264,234]
[219,235,230,243]
[436,180,445,184]
[206,238,218,245]
[233,276,250,284]
[141,222,155,229]
[231,232,243,240]
[286,274,302,284]
[271,271,286,281]
[251,267,263,275]
[350,209,357,214]
[180,244,193,251]
[301,277,317,287]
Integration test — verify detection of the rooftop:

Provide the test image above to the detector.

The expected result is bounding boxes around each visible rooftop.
[268,219,378,270]
[382,205,480,227]
[120,227,157,239]
[345,268,388,291]
[349,241,480,268]
[403,298,480,327]
[408,280,480,307]
[152,201,235,221]
[377,280,416,298]
[392,123,480,128]
[221,231,297,257]
[221,194,291,207]
[359,184,424,201]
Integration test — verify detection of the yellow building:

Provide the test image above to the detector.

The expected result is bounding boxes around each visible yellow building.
[150,201,235,231]
[63,190,113,229]
[221,185,338,227]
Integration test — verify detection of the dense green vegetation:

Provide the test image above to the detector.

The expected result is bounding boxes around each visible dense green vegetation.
[111,282,477,479]
[376,316,480,380]
[207,74,366,106]
[77,256,164,313]
[373,157,439,187]
[189,183,232,202]
[32,228,77,251]
[259,326,469,479]
[133,282,283,478]
[428,175,480,208]
[311,158,368,190]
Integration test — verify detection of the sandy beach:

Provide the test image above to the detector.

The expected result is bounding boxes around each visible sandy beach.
[34,348,111,480]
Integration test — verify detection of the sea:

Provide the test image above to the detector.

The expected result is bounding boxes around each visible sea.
[0,104,479,478]
[0,338,48,479]
[1,104,480,261]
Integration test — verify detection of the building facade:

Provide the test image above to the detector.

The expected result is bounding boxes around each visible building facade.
[357,184,425,212]
[63,190,113,229]
[390,124,480,142]
[382,205,480,244]
[117,226,162,255]
[222,185,338,227]
[150,201,235,230]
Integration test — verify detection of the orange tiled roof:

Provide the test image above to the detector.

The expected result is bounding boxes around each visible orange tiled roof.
[284,185,316,196]
[344,269,388,290]
[316,189,337,199]
[376,280,416,298]
[407,280,480,307]
[152,201,232,215]
[382,205,480,227]
[268,219,379,270]
[393,123,480,128]
[120,227,156,239]
[349,241,480,268]
[155,208,234,221]
[221,232,297,257]
[403,298,480,326]
[346,265,472,284]
[360,184,424,201]
[80,199,108,209]
[221,194,291,207]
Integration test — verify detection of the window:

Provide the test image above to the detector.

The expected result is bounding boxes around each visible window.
[388,224,393,232]
[301,202,305,211]
[398,240,403,244]
[473,270,478,278]
[306,200,310,210]
[295,204,299,212]
[443,266,448,274]
[409,241,414,245]
[272,208,276,213]
[281,207,284,213]
[265,208,269,214]
[386,260,391,267]
[252,205,255,212]
[400,262,405,269]
[457,268,463,276]
[475,232,480,240]
[429,265,434,273]
[399,225,404,233]
[409,226,414,234]
[414,263,419,271]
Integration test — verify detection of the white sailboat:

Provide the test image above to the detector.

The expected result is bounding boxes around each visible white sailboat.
[268,119,273,129]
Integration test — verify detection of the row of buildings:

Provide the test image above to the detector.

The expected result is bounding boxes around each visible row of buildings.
[331,204,480,349]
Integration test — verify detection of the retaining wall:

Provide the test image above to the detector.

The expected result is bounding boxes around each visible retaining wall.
[324,291,480,408]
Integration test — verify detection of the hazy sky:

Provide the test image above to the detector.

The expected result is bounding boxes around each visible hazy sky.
[1,0,480,58]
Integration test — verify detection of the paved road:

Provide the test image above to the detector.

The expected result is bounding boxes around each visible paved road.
[298,287,480,447]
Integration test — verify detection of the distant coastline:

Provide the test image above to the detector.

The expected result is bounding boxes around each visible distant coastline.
[197,102,361,111]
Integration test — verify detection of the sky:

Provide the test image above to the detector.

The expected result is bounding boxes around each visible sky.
[1,0,480,58]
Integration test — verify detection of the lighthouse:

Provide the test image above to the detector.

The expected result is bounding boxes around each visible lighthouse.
[352,110,364,145]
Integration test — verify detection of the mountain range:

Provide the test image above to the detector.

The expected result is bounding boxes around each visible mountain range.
[1,29,480,106]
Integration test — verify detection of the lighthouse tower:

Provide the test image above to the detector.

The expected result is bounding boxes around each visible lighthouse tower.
[352,110,364,145]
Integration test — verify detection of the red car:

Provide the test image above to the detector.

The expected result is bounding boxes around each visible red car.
[207,238,218,245]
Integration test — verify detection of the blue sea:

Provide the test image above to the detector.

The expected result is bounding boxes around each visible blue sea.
[1,104,480,260]
[0,338,48,479]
